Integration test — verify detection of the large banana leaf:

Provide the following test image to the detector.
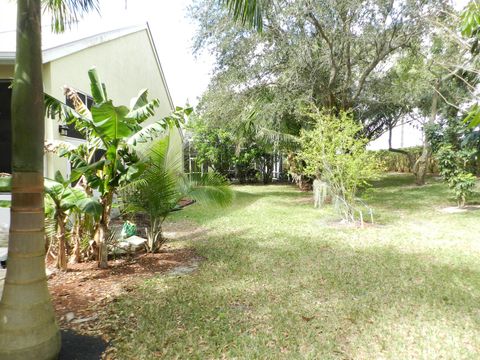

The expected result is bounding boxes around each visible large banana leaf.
[91,101,133,141]
[75,197,102,220]
[88,67,107,103]
[126,89,160,124]
[44,173,102,218]
[127,121,169,145]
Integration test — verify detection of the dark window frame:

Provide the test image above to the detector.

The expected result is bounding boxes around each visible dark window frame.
[63,90,94,140]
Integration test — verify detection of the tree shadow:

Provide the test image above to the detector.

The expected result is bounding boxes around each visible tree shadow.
[59,330,107,360]
[107,228,480,357]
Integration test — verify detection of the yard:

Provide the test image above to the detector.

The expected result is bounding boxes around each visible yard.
[103,174,480,359]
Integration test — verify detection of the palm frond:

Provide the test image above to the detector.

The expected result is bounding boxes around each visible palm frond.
[42,0,99,33]
[256,127,299,146]
[222,0,264,31]
[123,136,182,218]
[186,173,234,207]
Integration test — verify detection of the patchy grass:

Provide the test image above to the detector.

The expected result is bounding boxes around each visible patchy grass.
[106,173,480,359]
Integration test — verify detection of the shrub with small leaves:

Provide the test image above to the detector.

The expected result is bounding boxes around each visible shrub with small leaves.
[435,144,477,207]
[449,172,477,207]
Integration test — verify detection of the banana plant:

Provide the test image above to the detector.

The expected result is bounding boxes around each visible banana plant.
[45,68,190,268]
[121,132,233,253]
[44,171,102,270]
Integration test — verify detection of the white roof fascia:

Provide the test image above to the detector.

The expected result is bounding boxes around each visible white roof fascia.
[0,25,146,65]
[42,24,146,63]
[144,22,174,111]
[143,23,184,140]
[0,52,15,64]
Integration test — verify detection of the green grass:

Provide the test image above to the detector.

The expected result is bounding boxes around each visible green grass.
[107,174,480,359]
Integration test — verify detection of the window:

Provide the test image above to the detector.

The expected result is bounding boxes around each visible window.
[64,91,94,140]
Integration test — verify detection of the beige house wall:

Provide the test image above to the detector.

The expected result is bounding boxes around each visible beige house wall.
[45,29,173,119]
[1,28,183,179]
[0,65,13,79]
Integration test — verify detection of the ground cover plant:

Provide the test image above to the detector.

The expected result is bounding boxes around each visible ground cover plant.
[104,174,480,359]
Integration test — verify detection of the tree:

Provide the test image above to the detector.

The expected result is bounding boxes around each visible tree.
[461,1,480,131]
[122,133,233,252]
[193,0,449,141]
[187,116,237,177]
[427,118,479,207]
[0,1,97,358]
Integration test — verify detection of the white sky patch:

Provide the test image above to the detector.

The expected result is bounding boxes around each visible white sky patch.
[0,0,473,106]
[0,0,214,106]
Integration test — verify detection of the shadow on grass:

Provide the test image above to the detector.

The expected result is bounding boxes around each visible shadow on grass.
[107,176,480,357]
[174,185,305,225]
[59,330,107,360]
[108,229,480,358]
[369,173,418,188]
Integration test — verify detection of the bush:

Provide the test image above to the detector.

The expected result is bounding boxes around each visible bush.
[299,108,379,221]
[436,144,477,207]
[449,172,477,207]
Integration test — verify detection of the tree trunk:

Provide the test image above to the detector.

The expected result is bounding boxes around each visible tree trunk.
[96,191,113,268]
[262,154,274,184]
[69,216,81,264]
[413,80,439,186]
[0,1,61,358]
[56,215,67,271]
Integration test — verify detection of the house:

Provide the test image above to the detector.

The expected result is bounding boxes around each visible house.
[0,23,182,179]
[367,120,424,150]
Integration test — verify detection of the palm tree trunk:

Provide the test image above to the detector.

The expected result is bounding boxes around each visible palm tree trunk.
[0,1,61,358]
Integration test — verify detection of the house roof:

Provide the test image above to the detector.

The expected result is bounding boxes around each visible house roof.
[0,24,145,63]
[0,23,174,110]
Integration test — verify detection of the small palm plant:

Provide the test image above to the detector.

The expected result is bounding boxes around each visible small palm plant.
[121,130,233,252]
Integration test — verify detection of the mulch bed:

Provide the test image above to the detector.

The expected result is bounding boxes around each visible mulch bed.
[48,246,197,335]
[45,219,205,358]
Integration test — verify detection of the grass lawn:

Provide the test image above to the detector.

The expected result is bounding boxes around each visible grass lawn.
[107,174,480,359]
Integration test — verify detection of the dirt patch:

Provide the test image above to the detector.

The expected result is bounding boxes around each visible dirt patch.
[48,245,199,331]
[110,217,208,242]
[317,219,379,229]
[163,221,209,242]
[439,205,480,214]
[290,195,314,205]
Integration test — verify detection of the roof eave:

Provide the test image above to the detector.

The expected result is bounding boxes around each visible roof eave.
[0,53,15,65]
[42,24,147,63]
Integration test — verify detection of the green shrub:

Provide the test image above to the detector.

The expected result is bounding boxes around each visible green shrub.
[449,172,477,207]
[436,144,477,207]
[299,108,379,221]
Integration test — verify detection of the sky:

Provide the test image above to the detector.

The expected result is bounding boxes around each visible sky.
[0,0,472,108]
[0,0,214,106]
